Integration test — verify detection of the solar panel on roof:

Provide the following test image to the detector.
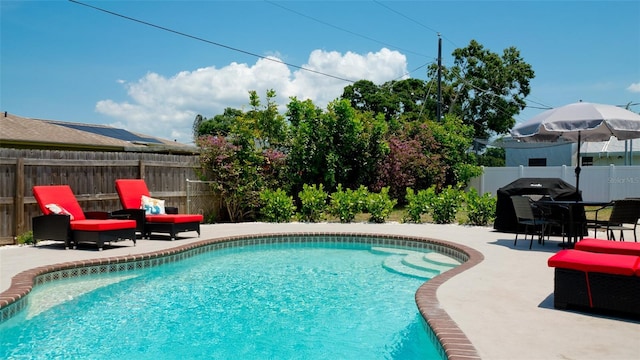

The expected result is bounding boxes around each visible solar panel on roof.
[56,123,163,144]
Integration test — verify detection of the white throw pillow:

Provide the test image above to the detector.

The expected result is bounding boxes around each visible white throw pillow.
[45,203,75,220]
[141,195,166,215]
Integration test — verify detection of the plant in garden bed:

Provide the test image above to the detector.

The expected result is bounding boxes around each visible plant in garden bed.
[463,188,496,226]
[328,184,368,223]
[403,187,436,223]
[259,188,296,223]
[429,185,463,224]
[366,187,397,223]
[297,184,328,222]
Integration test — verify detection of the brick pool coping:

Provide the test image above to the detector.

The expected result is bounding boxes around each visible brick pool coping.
[0,232,483,360]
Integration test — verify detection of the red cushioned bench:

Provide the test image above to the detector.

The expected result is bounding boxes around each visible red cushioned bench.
[32,185,137,251]
[574,238,640,256]
[547,249,640,318]
[114,179,203,241]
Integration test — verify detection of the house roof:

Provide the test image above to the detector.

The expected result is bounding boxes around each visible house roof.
[0,112,198,154]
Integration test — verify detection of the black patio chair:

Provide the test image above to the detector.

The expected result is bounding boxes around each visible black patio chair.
[600,199,640,241]
[510,195,553,249]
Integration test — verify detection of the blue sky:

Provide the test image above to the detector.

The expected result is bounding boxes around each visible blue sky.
[2,0,639,144]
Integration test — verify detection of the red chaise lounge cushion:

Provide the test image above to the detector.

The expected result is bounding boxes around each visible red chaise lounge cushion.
[116,179,151,210]
[548,249,640,276]
[574,238,640,256]
[33,185,87,220]
[70,220,137,231]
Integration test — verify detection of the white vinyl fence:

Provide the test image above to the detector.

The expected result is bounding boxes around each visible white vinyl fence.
[469,165,640,202]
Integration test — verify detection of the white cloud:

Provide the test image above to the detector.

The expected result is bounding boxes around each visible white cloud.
[95,48,408,144]
[627,82,640,93]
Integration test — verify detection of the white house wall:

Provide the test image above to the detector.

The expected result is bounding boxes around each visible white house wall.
[505,138,638,167]
[505,143,574,167]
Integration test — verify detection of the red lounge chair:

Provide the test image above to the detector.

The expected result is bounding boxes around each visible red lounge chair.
[547,249,640,318]
[32,185,137,251]
[114,179,203,240]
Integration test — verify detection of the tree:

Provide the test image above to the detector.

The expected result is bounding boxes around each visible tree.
[341,78,433,125]
[428,40,535,139]
[477,147,506,167]
[428,114,482,187]
[197,135,261,222]
[373,136,432,202]
[196,90,290,221]
[245,89,288,149]
[194,107,243,138]
[286,98,388,194]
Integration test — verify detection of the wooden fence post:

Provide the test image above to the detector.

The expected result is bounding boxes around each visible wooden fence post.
[14,157,25,240]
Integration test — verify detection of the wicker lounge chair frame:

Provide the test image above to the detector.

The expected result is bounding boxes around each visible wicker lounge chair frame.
[549,250,640,319]
[114,179,203,241]
[553,268,640,318]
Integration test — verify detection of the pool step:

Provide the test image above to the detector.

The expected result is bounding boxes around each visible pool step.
[370,247,414,256]
[423,252,462,267]
[382,255,439,280]
[402,253,458,273]
[372,247,461,280]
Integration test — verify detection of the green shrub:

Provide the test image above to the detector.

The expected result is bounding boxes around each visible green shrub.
[366,187,397,223]
[259,188,296,223]
[353,185,370,213]
[329,184,367,223]
[297,183,328,222]
[403,187,436,223]
[464,189,496,226]
[430,186,463,224]
[16,230,35,245]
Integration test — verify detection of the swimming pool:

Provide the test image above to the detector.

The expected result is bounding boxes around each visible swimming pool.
[0,234,470,359]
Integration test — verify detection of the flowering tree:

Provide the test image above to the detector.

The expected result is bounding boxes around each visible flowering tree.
[196,135,261,222]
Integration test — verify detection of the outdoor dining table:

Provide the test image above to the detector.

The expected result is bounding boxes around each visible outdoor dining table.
[538,200,612,247]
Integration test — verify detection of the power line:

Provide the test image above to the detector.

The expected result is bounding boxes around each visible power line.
[68,0,358,83]
[373,1,459,52]
[263,1,448,84]
[70,0,554,125]
[524,104,553,110]
[373,1,439,35]
[265,0,433,59]
[372,1,555,118]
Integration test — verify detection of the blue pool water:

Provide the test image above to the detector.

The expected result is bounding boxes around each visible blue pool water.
[1,242,450,359]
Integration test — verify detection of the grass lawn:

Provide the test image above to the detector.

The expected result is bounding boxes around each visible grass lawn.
[328,206,473,225]
[329,205,613,226]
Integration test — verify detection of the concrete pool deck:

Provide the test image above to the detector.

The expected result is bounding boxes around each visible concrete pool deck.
[1,222,639,359]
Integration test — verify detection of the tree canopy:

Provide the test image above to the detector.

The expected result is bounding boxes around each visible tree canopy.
[428,39,534,139]
[340,40,535,139]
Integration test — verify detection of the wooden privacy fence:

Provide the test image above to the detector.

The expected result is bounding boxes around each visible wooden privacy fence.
[0,148,220,245]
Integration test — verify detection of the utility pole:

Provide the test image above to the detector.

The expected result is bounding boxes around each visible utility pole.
[437,33,442,122]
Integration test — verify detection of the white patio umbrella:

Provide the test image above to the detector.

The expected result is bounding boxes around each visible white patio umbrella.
[510,101,640,193]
